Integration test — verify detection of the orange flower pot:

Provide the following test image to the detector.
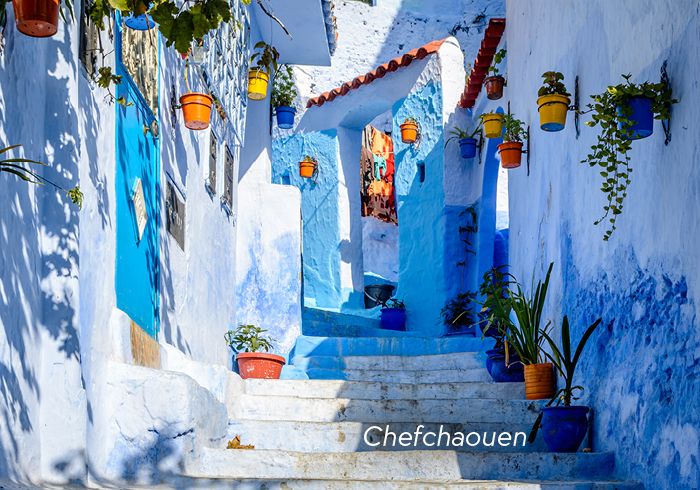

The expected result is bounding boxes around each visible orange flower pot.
[179,92,213,131]
[236,352,285,379]
[524,363,555,400]
[12,0,59,38]
[484,75,505,100]
[299,158,317,178]
[498,141,523,169]
[400,121,419,144]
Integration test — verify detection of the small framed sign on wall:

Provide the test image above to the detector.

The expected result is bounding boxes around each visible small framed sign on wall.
[131,178,148,242]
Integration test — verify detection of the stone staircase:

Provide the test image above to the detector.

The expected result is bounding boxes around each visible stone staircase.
[182,312,641,488]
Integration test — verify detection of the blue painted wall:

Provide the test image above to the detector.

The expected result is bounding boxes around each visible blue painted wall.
[272,130,341,308]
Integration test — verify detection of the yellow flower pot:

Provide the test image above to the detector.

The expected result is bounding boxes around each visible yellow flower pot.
[537,94,570,132]
[482,113,504,139]
[248,69,269,101]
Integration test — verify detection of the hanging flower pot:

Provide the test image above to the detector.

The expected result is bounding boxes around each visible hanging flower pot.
[179,92,213,130]
[523,362,555,400]
[498,141,523,169]
[236,352,286,379]
[484,75,505,100]
[541,406,589,452]
[537,94,570,132]
[458,137,478,159]
[299,156,317,178]
[399,118,419,144]
[12,0,59,37]
[617,95,654,140]
[248,69,270,101]
[124,13,156,30]
[276,106,296,129]
[481,113,504,138]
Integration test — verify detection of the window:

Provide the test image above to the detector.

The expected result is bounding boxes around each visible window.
[222,145,234,214]
[207,131,218,195]
[79,0,100,79]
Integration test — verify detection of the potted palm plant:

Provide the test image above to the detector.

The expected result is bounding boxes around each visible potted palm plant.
[380,298,406,331]
[533,315,602,452]
[505,263,555,399]
[272,65,298,129]
[225,324,286,379]
[483,48,506,100]
[399,118,420,144]
[537,71,571,132]
[498,114,526,169]
[480,111,504,139]
[445,124,481,159]
[248,41,279,101]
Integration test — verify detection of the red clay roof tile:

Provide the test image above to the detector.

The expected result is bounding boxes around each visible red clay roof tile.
[460,18,506,109]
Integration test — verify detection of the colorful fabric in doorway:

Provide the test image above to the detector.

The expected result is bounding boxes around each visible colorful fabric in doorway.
[361,126,397,224]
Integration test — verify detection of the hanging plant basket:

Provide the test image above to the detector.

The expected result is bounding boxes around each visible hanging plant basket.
[236,352,286,379]
[481,113,504,138]
[276,106,296,129]
[179,92,213,130]
[299,156,318,178]
[458,137,478,159]
[523,362,555,400]
[537,94,570,132]
[617,96,654,140]
[484,75,505,100]
[498,141,523,169]
[248,69,270,101]
[399,119,419,144]
[12,0,59,37]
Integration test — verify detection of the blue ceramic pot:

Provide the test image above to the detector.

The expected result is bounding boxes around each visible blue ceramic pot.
[125,13,156,31]
[617,96,653,140]
[459,137,478,159]
[485,349,524,382]
[276,106,296,129]
[381,308,406,331]
[541,406,590,452]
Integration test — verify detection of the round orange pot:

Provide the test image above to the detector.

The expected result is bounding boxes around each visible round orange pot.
[12,0,59,38]
[484,75,505,100]
[498,141,523,169]
[299,159,317,178]
[524,363,555,400]
[236,352,286,379]
[400,121,419,144]
[179,92,213,131]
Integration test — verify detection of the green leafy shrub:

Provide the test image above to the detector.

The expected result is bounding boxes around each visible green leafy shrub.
[225,324,274,353]
[538,71,570,97]
[487,48,506,76]
[501,113,526,143]
[271,65,297,108]
[250,41,280,74]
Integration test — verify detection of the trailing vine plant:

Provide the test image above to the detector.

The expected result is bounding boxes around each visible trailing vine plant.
[582,74,676,240]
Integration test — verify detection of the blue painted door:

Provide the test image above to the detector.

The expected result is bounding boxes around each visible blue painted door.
[114,18,160,337]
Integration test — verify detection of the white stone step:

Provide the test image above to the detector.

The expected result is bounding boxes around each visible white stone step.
[230,395,542,423]
[244,379,524,400]
[291,352,484,372]
[226,420,548,452]
[304,367,493,383]
[185,448,617,482]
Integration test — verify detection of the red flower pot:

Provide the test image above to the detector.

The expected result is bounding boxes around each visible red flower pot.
[12,0,59,37]
[236,352,286,379]
[484,75,505,100]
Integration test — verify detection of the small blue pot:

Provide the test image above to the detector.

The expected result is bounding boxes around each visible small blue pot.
[541,406,590,452]
[485,349,524,382]
[459,137,478,159]
[617,96,653,140]
[276,106,296,129]
[381,308,406,331]
[125,13,157,31]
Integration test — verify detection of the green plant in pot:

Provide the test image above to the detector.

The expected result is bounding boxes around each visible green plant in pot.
[445,124,481,159]
[248,41,280,101]
[498,113,526,169]
[529,315,602,452]
[484,48,506,100]
[441,291,477,335]
[225,324,285,379]
[537,71,571,132]
[380,298,406,331]
[272,64,298,129]
[582,74,676,241]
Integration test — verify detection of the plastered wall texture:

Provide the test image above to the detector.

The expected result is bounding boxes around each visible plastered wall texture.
[499,1,700,487]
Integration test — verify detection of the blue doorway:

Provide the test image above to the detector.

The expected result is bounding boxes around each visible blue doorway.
[114,16,160,337]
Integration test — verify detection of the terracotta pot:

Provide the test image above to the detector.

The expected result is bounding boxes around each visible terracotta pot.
[236,352,286,379]
[484,75,505,100]
[12,0,59,38]
[498,141,523,169]
[400,121,419,144]
[524,362,555,400]
[180,92,213,130]
[299,159,317,178]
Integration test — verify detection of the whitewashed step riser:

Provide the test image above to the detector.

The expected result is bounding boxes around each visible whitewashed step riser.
[186,449,616,481]
[227,420,548,452]
[244,379,524,400]
[304,367,493,383]
[229,396,543,423]
[291,352,484,371]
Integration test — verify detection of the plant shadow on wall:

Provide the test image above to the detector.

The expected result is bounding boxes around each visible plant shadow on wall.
[0,20,85,481]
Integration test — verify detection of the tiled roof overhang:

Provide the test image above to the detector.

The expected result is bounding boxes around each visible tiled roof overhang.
[459,18,506,109]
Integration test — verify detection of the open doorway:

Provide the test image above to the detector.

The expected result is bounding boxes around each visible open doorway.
[359,110,398,308]
[494,165,509,270]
